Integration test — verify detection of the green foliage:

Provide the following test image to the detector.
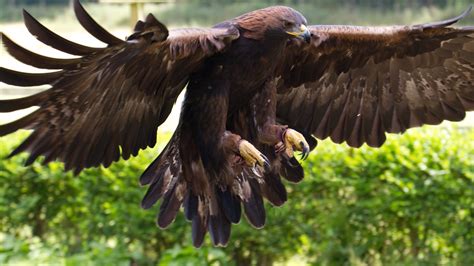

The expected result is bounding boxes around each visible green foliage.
[300,127,474,265]
[0,126,473,265]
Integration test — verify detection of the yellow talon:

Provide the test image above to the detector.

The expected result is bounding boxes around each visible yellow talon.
[238,140,270,171]
[283,129,310,159]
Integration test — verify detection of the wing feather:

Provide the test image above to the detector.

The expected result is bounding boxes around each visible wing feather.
[22,9,102,55]
[0,3,239,173]
[277,8,474,148]
[73,0,124,46]
[0,67,64,86]
[1,33,81,69]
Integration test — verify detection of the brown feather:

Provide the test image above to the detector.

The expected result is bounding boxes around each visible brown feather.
[0,67,63,86]
[0,90,48,112]
[277,9,474,148]
[22,9,102,55]
[1,12,239,174]
[73,0,124,46]
[243,179,266,228]
[1,33,81,70]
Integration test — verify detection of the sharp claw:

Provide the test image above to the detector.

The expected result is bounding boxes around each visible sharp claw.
[251,165,263,177]
[255,153,271,173]
[282,128,310,161]
[263,160,271,173]
[302,145,309,160]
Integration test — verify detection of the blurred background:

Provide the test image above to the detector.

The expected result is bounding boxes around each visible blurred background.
[1,0,474,265]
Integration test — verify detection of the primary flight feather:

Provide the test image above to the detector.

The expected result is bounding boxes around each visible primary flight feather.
[1,0,473,247]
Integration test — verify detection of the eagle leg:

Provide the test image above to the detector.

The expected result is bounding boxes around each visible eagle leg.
[222,131,270,173]
[258,124,310,161]
[249,80,310,161]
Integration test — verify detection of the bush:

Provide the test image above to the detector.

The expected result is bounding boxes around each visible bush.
[0,126,473,265]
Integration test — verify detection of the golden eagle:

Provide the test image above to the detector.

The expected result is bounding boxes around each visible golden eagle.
[1,1,473,247]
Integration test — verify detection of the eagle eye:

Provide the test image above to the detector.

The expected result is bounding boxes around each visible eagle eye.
[284,21,295,28]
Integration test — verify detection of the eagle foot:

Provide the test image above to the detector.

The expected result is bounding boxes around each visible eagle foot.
[238,140,271,172]
[277,128,310,160]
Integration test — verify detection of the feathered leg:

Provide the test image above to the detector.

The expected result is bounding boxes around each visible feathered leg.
[255,81,311,159]
[228,79,317,207]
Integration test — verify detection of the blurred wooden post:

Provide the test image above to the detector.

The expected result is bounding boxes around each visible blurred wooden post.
[130,2,140,29]
[99,0,172,30]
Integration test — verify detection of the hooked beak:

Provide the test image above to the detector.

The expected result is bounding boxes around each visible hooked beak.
[286,24,311,43]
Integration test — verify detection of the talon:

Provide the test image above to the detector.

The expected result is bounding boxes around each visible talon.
[282,129,310,160]
[301,142,309,160]
[261,155,271,173]
[238,140,269,171]
[251,166,263,177]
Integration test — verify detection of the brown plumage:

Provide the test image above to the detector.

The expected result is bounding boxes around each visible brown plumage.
[1,1,473,247]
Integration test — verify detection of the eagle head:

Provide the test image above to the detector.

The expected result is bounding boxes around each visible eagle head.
[235,6,311,43]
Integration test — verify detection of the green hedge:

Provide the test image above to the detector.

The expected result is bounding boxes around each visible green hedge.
[0,126,473,265]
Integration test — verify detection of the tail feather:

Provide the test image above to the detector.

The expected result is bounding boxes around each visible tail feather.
[208,205,232,247]
[139,144,170,186]
[141,139,181,208]
[140,132,181,190]
[216,187,241,224]
[280,157,304,183]
[183,191,198,221]
[242,179,266,228]
[142,164,179,210]
[157,179,186,228]
[141,168,167,209]
[191,211,208,248]
[261,172,287,206]
[140,129,296,246]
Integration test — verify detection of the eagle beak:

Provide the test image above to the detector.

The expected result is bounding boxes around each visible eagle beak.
[287,24,311,43]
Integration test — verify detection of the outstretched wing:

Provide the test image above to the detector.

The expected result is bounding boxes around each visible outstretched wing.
[276,7,474,148]
[0,0,239,174]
